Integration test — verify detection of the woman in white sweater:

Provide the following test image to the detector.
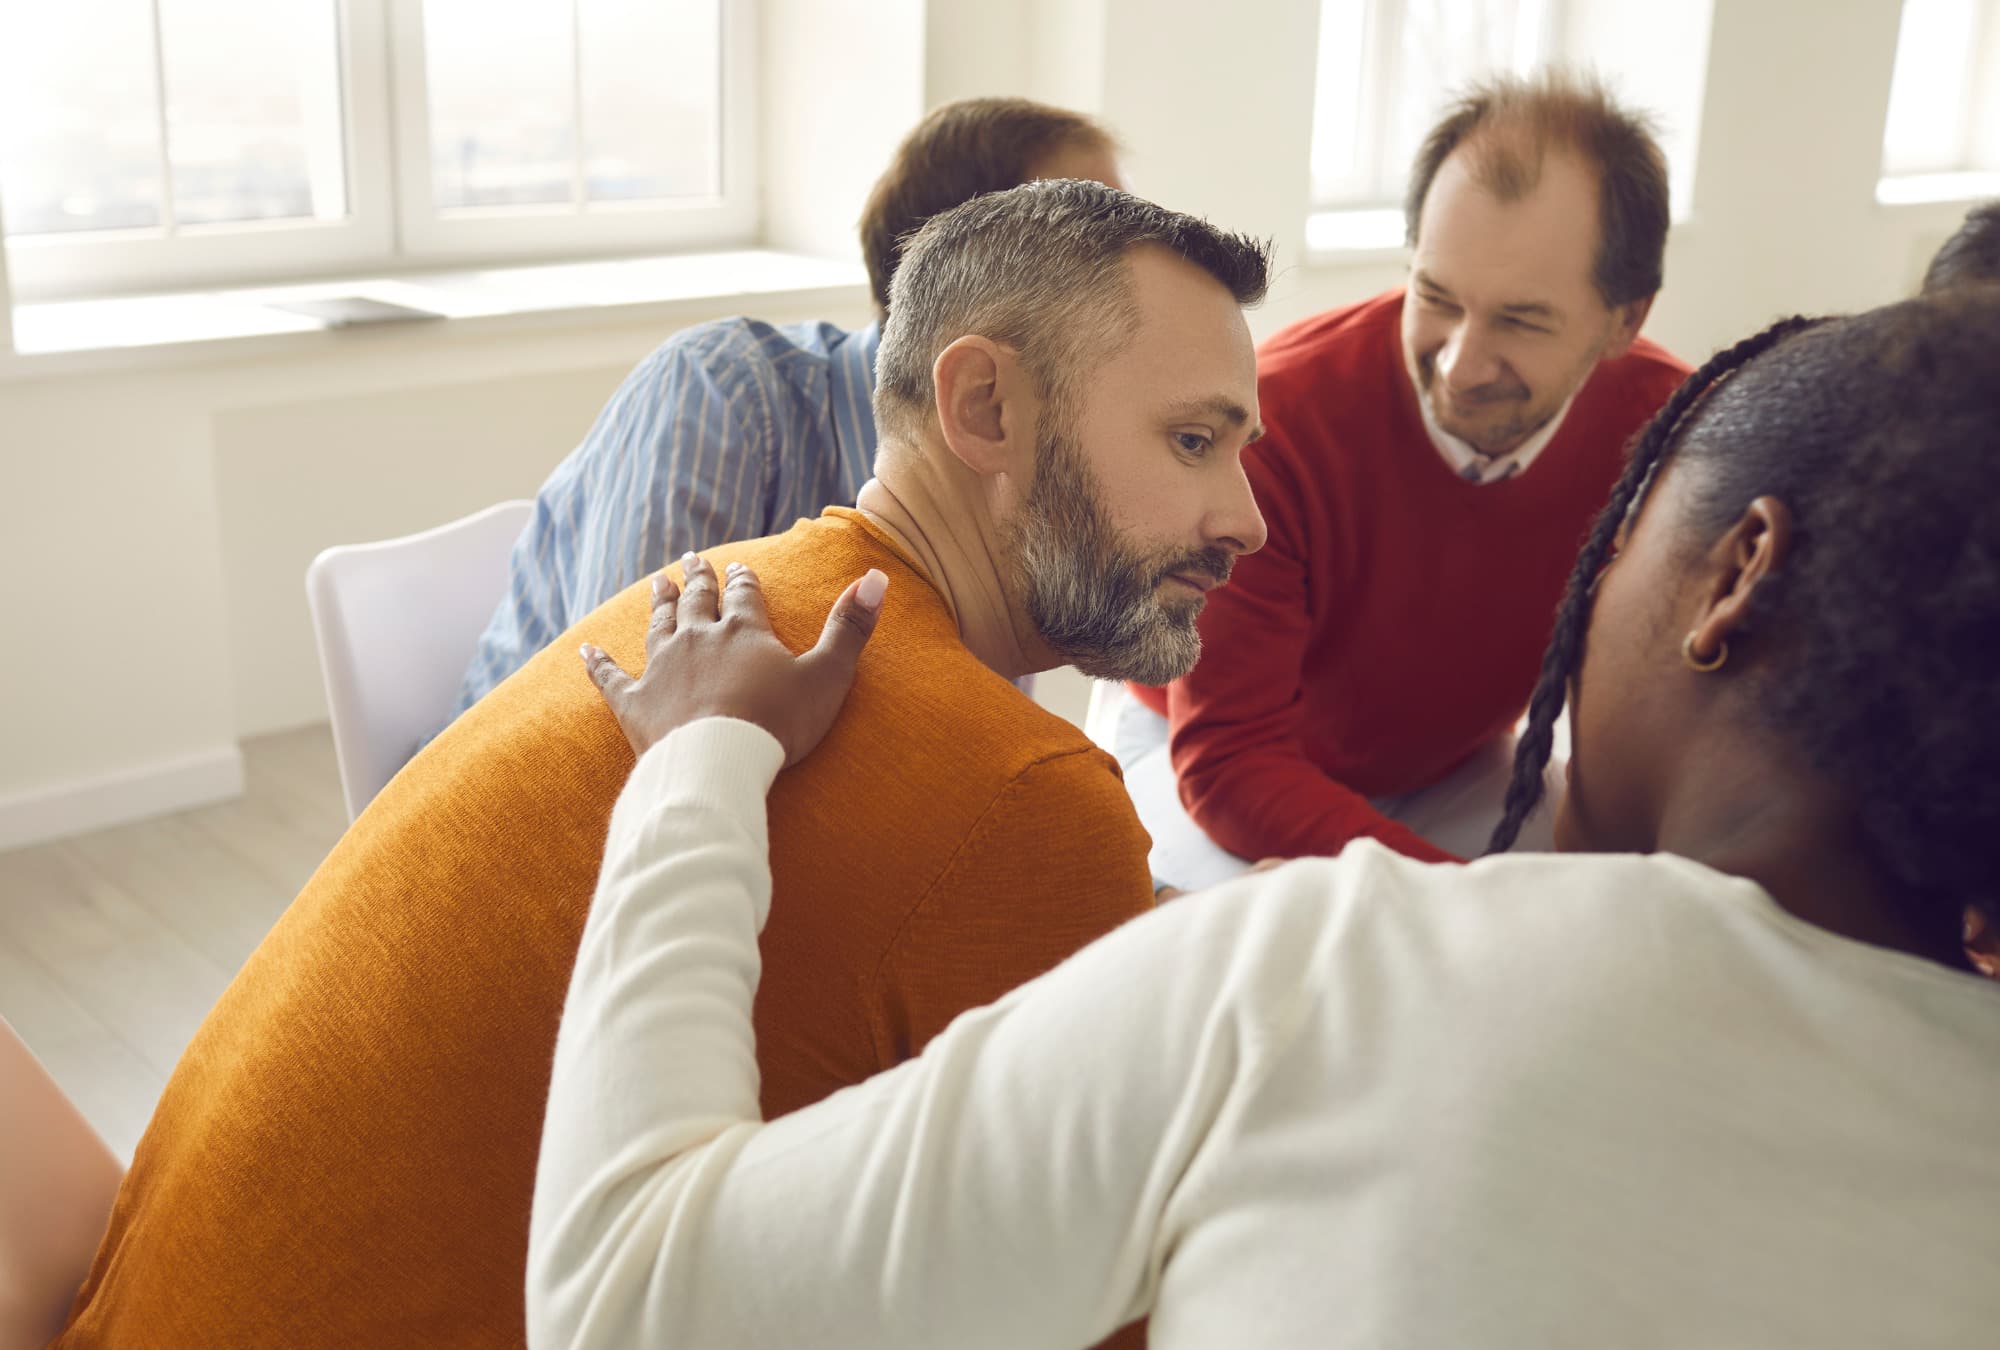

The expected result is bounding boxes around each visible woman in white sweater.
[530,292,2000,1348]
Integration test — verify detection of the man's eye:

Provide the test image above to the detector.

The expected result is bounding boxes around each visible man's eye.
[1504,316,1546,333]
[1174,432,1212,456]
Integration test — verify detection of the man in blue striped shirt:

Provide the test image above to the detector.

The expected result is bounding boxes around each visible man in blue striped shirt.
[455,99,1123,716]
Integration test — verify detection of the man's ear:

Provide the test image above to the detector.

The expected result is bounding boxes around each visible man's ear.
[1602,293,1656,360]
[1686,495,1792,667]
[932,336,1025,477]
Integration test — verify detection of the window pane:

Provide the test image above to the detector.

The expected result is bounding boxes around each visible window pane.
[1312,0,1554,209]
[0,0,163,236]
[156,0,347,227]
[1384,0,1550,189]
[1310,0,1371,204]
[424,0,576,210]
[579,0,722,202]
[1882,0,1979,176]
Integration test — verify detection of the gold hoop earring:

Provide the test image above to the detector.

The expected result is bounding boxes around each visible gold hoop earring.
[1682,632,1728,672]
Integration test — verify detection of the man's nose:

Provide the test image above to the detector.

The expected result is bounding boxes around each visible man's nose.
[1437,321,1502,393]
[1205,458,1268,558]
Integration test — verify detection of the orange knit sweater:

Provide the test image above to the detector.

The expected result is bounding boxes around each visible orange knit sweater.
[59,508,1155,1348]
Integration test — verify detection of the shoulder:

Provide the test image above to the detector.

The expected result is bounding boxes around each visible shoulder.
[1256,290,1403,384]
[888,739,1153,970]
[1129,845,1759,1037]
[715,519,1138,816]
[716,522,1132,804]
[856,661,1142,867]
[971,740,1143,835]
[623,317,842,395]
[1249,291,1406,480]
[1596,334,1694,406]
[1277,844,1779,1001]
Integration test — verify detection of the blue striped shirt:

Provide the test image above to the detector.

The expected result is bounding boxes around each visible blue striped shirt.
[457,317,881,712]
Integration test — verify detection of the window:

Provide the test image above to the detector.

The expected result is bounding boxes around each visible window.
[0,0,755,302]
[1307,0,1713,252]
[1878,0,2000,202]
[390,0,754,261]
[1311,0,1557,213]
[0,0,389,300]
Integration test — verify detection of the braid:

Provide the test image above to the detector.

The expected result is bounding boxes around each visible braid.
[1484,316,1819,854]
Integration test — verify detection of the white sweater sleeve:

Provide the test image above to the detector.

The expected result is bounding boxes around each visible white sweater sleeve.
[528,716,1289,1350]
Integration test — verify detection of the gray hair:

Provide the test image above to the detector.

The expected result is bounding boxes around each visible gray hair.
[873,179,1271,444]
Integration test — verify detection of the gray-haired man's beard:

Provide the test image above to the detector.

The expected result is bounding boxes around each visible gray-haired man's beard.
[1011,428,1232,686]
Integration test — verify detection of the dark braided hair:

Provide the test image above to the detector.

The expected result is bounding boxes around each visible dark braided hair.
[1486,287,2000,940]
[1484,316,1817,853]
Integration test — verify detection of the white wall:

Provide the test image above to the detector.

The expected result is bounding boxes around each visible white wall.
[762,0,928,260]
[0,0,1982,847]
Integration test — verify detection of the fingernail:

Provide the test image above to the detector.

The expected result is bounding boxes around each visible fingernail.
[651,574,669,599]
[682,551,700,571]
[857,569,888,610]
[725,561,744,576]
[579,643,595,660]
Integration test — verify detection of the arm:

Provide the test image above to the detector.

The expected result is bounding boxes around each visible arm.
[0,1017,123,1349]
[529,717,1255,1350]
[537,561,1259,1349]
[1168,441,1455,865]
[456,332,774,710]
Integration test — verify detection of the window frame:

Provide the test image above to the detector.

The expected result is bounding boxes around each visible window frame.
[3,0,396,304]
[1,0,758,304]
[1977,1,2000,167]
[1307,0,1563,215]
[1880,0,1992,177]
[1305,0,1715,255]
[385,0,759,265]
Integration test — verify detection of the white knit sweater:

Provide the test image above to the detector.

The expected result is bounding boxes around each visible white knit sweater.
[530,717,2000,1349]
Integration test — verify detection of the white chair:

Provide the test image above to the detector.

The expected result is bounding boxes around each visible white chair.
[0,1016,123,1350]
[306,500,533,822]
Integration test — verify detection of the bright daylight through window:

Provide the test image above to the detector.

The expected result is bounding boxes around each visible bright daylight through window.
[421,0,719,211]
[1877,0,2000,202]
[0,0,744,302]
[0,0,346,238]
[1306,0,1712,253]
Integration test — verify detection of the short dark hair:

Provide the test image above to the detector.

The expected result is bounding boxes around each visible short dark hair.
[857,98,1116,316]
[1922,199,2000,293]
[1489,289,2000,958]
[1404,70,1670,308]
[874,179,1270,445]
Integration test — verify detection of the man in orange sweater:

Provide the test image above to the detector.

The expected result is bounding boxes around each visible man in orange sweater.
[58,182,1267,1347]
[1115,73,1691,889]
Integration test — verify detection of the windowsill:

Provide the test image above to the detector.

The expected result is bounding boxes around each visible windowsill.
[1875,169,2000,206]
[1303,207,1408,265]
[0,249,870,379]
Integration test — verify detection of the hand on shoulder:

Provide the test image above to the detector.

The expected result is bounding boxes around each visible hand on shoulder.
[582,553,888,766]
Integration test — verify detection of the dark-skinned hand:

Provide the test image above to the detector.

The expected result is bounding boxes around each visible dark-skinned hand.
[581,552,887,767]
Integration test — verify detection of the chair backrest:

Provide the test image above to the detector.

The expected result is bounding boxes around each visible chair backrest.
[305,500,534,821]
[0,1017,123,1350]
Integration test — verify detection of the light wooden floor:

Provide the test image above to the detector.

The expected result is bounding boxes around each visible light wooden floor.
[0,725,347,1161]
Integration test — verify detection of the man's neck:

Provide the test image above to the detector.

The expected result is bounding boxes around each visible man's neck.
[854,451,1047,680]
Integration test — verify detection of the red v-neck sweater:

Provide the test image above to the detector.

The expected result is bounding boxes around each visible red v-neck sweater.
[1133,290,1689,864]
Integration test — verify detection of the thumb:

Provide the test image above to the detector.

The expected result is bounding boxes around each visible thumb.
[804,568,887,681]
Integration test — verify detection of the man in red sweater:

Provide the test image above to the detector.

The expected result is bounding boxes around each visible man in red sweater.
[1115,72,1691,887]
